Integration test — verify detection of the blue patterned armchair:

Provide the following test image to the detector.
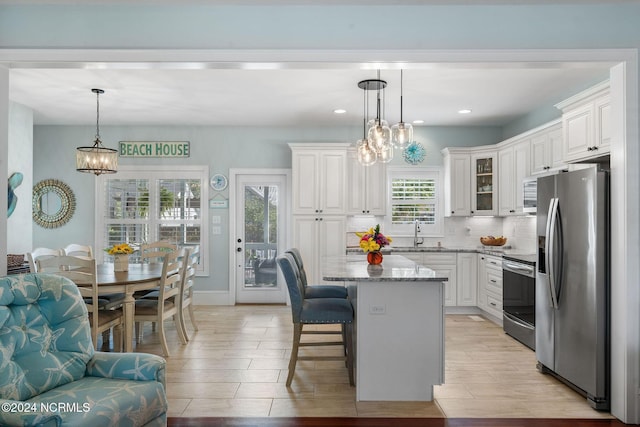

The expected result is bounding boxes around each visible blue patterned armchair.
[0,273,168,427]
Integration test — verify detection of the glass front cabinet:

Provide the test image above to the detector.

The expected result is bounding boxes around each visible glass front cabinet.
[471,152,498,215]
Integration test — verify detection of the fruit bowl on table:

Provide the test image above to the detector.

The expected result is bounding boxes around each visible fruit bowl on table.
[480,236,507,246]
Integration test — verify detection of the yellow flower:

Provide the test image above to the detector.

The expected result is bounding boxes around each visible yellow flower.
[105,243,134,255]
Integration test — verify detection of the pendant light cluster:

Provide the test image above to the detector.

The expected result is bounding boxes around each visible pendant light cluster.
[356,70,413,166]
[75,88,118,175]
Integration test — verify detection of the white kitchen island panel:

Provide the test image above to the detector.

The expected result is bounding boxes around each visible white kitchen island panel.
[322,255,447,401]
[357,280,444,401]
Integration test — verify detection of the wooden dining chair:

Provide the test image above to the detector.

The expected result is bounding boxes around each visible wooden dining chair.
[62,243,94,259]
[276,253,354,387]
[178,246,199,341]
[37,256,124,351]
[134,249,187,356]
[140,241,177,263]
[27,247,62,273]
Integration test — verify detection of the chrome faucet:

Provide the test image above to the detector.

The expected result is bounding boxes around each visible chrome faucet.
[414,219,424,247]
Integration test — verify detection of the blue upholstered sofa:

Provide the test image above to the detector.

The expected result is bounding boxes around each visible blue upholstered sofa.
[0,273,168,427]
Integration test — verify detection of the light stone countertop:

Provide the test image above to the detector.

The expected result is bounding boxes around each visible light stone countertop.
[322,254,449,282]
[345,246,519,258]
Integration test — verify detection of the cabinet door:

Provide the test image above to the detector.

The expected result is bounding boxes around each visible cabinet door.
[471,152,497,215]
[476,254,488,311]
[319,151,347,215]
[595,97,611,153]
[563,103,593,161]
[365,161,387,215]
[444,153,471,216]
[293,215,346,285]
[292,152,319,214]
[292,216,320,282]
[317,216,346,284]
[513,140,531,214]
[432,264,457,307]
[531,133,551,173]
[498,148,514,216]
[548,126,565,168]
[346,151,367,214]
[456,253,477,306]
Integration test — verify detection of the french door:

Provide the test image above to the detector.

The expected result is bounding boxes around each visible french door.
[233,172,289,303]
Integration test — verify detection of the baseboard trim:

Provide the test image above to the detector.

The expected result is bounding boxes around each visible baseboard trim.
[192,290,232,305]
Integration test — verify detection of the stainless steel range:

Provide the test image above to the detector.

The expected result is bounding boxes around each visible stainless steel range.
[502,254,536,350]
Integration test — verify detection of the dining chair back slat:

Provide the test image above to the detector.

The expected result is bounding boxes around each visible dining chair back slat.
[27,247,63,273]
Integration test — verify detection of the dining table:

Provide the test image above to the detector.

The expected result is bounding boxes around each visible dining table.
[96,263,164,352]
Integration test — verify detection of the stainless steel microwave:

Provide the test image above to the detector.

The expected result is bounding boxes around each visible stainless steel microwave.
[523,177,537,213]
[522,164,595,214]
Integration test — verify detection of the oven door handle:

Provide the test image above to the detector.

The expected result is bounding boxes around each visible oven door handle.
[503,262,534,276]
[503,312,535,331]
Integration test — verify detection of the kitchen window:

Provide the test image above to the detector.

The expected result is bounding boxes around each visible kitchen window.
[96,165,209,274]
[385,167,444,236]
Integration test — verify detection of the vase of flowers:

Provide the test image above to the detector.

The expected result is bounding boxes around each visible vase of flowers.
[356,224,392,265]
[105,243,134,272]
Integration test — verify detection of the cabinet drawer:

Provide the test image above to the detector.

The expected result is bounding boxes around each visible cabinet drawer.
[484,255,502,269]
[486,293,503,312]
[424,253,457,265]
[486,270,503,295]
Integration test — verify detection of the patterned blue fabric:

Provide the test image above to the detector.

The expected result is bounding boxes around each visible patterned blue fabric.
[0,274,168,427]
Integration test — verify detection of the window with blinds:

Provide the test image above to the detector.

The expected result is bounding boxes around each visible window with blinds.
[386,168,443,236]
[97,166,209,274]
[390,178,436,224]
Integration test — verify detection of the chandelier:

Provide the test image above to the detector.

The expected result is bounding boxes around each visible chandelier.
[75,88,118,175]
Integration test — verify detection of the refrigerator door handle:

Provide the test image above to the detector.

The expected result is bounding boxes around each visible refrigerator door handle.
[547,197,560,309]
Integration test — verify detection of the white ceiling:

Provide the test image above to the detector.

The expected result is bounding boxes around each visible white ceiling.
[8,63,611,128]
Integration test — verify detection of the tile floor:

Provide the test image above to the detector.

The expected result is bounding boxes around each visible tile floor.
[131,305,615,419]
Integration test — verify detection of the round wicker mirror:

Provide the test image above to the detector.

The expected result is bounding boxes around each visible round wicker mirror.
[32,179,76,228]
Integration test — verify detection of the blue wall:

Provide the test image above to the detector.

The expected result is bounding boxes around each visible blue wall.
[33,124,502,291]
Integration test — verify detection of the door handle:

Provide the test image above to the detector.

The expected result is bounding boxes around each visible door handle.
[237,247,242,252]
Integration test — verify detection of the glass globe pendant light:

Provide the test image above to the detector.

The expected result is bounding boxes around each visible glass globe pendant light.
[366,72,392,155]
[391,69,413,149]
[355,81,377,166]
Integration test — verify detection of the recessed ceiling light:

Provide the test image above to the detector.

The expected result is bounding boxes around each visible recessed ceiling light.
[333,109,347,114]
[412,119,424,125]
[458,109,472,114]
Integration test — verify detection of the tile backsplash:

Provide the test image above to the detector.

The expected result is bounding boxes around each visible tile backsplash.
[346,215,537,253]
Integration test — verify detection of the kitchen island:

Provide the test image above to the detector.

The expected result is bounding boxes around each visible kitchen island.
[322,254,448,401]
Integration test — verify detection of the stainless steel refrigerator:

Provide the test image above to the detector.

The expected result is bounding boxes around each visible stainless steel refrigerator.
[535,166,609,410]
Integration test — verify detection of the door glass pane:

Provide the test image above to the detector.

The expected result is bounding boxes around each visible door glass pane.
[244,185,278,288]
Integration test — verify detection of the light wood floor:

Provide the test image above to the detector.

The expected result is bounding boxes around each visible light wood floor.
[129,306,615,419]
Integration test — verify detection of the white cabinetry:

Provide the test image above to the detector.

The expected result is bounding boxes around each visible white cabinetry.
[456,253,478,306]
[346,149,387,215]
[530,123,564,173]
[443,148,497,216]
[293,216,346,285]
[290,143,349,215]
[290,143,349,284]
[403,252,477,307]
[470,151,498,216]
[424,253,458,307]
[498,139,530,216]
[556,81,611,162]
[477,254,503,321]
[442,151,471,217]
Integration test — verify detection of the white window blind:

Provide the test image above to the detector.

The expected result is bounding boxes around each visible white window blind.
[386,167,443,236]
[97,166,209,274]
